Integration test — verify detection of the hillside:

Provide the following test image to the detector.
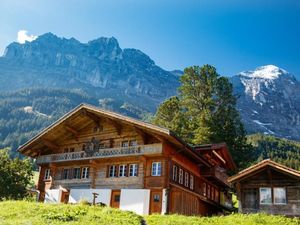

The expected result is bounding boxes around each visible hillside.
[0,88,150,157]
[0,201,298,225]
[247,134,300,170]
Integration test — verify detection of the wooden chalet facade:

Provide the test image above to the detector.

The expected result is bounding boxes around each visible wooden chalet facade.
[228,159,300,217]
[19,104,235,215]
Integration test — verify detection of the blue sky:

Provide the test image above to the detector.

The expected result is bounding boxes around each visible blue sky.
[0,0,299,77]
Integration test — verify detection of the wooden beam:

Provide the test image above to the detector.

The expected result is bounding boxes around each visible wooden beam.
[43,139,59,150]
[82,109,102,127]
[134,126,149,144]
[64,124,79,141]
[107,118,122,135]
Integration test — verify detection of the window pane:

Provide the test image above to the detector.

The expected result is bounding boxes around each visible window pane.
[260,188,272,204]
[274,188,286,204]
[129,140,137,146]
[122,141,129,147]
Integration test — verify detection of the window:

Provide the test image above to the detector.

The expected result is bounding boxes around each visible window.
[119,165,127,177]
[211,187,215,200]
[153,194,160,202]
[109,165,117,177]
[172,165,178,182]
[129,140,137,146]
[274,188,287,204]
[70,148,75,152]
[62,169,69,180]
[184,172,189,187]
[190,175,194,190]
[207,185,211,199]
[203,182,207,196]
[151,162,162,176]
[44,169,51,180]
[121,141,129,147]
[179,169,183,184]
[73,168,81,179]
[114,195,120,202]
[81,167,89,179]
[64,148,69,153]
[260,188,272,204]
[129,164,138,177]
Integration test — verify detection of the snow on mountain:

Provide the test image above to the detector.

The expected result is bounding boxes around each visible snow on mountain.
[239,65,288,79]
[231,65,300,141]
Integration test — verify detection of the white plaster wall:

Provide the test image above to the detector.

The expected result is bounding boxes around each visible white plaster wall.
[44,189,61,203]
[119,189,150,215]
[69,189,111,206]
[161,189,167,215]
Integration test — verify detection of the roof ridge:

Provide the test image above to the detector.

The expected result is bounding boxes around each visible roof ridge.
[228,159,300,183]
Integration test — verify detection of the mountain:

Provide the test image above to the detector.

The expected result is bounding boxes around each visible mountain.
[231,65,300,141]
[0,32,179,113]
[247,134,300,171]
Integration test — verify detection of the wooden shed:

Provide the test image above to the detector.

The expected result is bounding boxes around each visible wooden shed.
[228,159,300,216]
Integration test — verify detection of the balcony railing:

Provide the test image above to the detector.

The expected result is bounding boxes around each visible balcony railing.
[36,143,162,164]
[202,166,229,186]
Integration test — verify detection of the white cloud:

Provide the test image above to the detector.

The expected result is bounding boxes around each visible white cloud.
[17,30,37,44]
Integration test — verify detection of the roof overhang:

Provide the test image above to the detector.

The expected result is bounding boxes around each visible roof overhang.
[193,143,236,171]
[18,103,209,166]
[228,159,300,183]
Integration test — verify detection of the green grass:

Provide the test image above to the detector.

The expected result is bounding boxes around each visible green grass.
[0,201,142,225]
[0,201,299,225]
[145,214,299,225]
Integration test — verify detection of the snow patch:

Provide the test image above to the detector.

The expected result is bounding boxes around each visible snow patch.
[23,106,51,118]
[253,120,275,134]
[240,65,287,80]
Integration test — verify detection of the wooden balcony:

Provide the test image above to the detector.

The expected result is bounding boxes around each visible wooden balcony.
[36,143,162,164]
[202,166,230,187]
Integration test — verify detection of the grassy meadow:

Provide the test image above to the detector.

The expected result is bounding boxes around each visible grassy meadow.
[0,201,298,225]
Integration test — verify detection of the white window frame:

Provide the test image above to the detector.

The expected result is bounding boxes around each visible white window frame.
[172,165,178,182]
[273,187,287,205]
[184,172,189,187]
[81,167,89,179]
[109,165,117,177]
[73,168,81,179]
[151,162,162,176]
[179,169,183,184]
[119,164,127,177]
[129,140,137,146]
[121,141,129,147]
[259,187,272,205]
[190,175,194,190]
[44,169,51,180]
[129,164,138,177]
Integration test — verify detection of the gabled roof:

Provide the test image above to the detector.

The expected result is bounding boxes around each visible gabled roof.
[228,159,300,183]
[194,143,236,171]
[18,103,209,166]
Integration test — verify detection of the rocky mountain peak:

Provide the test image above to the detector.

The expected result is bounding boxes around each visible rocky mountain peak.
[239,65,289,80]
[231,65,300,140]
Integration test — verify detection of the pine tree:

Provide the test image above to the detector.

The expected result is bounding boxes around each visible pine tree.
[153,65,254,169]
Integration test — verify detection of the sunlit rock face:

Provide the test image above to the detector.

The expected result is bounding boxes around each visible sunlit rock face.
[0,33,179,112]
[231,65,300,140]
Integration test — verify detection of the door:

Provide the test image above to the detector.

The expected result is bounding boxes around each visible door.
[243,189,258,212]
[111,190,121,208]
[60,191,69,204]
[150,190,162,214]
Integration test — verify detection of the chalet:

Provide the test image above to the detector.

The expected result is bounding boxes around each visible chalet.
[18,104,235,216]
[228,159,300,217]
